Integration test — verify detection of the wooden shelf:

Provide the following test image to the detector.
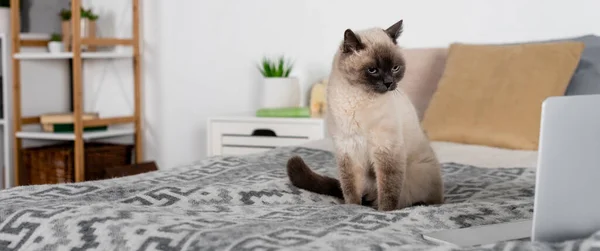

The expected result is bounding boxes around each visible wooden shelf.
[16,128,135,141]
[81,38,134,46]
[82,52,133,59]
[14,51,133,60]
[14,52,71,59]
[9,0,143,187]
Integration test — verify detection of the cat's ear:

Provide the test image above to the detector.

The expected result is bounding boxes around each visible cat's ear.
[385,20,404,43]
[343,29,364,53]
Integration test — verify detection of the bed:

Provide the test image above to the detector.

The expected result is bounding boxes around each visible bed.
[4,35,600,250]
[1,138,595,251]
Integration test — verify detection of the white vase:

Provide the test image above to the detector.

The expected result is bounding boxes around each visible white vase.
[260,77,301,108]
[0,7,10,36]
[47,42,64,53]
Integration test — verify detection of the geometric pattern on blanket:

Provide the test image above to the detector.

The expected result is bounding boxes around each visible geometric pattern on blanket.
[0,147,598,250]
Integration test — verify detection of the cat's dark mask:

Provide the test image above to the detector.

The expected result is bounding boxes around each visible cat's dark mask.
[339,20,407,94]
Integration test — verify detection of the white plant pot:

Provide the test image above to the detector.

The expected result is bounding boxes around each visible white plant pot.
[260,77,301,108]
[47,42,64,53]
[80,19,89,51]
[0,7,9,36]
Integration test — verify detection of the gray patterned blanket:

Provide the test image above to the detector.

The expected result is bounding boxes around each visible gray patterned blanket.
[0,147,598,251]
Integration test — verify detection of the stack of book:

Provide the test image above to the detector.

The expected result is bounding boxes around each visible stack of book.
[255,107,312,118]
[40,112,108,133]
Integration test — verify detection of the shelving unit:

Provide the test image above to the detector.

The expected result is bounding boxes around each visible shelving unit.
[16,128,136,141]
[14,51,133,60]
[9,0,143,186]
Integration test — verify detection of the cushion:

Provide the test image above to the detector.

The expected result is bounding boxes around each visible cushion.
[510,34,600,96]
[567,46,600,95]
[400,35,600,122]
[562,35,600,95]
[399,48,448,120]
[422,41,585,150]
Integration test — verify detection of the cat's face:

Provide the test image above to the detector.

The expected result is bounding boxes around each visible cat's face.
[337,20,406,94]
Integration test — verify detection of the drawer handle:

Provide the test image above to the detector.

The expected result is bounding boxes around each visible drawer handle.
[251,129,277,137]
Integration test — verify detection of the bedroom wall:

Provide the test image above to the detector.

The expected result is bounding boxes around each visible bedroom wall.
[94,0,600,169]
[154,0,600,169]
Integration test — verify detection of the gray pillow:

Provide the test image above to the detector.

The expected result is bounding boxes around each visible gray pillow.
[563,35,600,96]
[568,34,600,47]
[538,34,600,96]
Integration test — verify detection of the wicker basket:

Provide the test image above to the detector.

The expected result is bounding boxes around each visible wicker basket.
[21,142,134,185]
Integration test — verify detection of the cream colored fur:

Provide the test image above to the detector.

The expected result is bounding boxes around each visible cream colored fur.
[326,28,444,210]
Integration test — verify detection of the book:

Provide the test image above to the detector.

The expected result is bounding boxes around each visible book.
[42,123,108,133]
[40,112,107,133]
[40,112,99,124]
[256,107,311,118]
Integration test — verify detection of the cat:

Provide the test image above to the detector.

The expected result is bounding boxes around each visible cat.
[286,20,444,211]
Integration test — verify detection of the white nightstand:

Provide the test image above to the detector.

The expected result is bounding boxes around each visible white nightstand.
[207,114,326,156]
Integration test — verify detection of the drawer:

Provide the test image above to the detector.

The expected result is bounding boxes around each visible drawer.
[222,135,310,148]
[212,121,323,139]
[221,146,272,155]
[207,117,326,157]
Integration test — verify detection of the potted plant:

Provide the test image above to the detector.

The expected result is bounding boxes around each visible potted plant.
[81,8,98,51]
[47,33,63,53]
[59,8,71,51]
[257,56,300,108]
[58,7,98,52]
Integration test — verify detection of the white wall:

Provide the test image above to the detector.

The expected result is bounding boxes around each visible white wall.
[94,0,600,169]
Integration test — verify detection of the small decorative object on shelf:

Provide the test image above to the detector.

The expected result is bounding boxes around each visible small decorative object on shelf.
[47,33,64,53]
[59,7,98,52]
[256,107,311,118]
[59,8,71,51]
[258,56,300,108]
[40,112,107,133]
[309,78,327,117]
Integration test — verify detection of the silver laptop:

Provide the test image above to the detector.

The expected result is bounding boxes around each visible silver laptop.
[423,94,600,246]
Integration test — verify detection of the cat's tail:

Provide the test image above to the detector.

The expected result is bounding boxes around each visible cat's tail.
[286,156,344,200]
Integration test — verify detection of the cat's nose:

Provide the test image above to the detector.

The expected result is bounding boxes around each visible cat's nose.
[384,81,393,88]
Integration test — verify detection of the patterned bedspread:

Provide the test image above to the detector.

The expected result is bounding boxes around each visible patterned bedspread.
[0,147,598,251]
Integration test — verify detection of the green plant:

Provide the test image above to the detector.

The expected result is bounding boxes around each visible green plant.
[58,7,98,21]
[81,8,97,20]
[50,33,62,42]
[59,8,71,21]
[258,56,294,78]
[84,8,99,21]
[86,12,99,21]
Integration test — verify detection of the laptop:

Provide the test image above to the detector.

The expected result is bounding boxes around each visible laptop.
[422,94,600,247]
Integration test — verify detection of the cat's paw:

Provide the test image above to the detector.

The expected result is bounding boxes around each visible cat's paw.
[376,200,398,211]
[344,198,362,205]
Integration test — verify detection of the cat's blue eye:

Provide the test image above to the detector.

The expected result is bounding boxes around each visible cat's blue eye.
[367,67,378,74]
[392,65,401,72]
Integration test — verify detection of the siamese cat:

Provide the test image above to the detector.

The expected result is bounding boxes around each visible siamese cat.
[286,20,444,211]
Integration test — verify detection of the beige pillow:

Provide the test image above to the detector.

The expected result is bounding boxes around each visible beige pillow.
[400,48,448,120]
[422,41,585,150]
